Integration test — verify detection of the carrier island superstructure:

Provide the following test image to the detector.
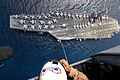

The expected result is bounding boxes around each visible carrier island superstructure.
[10,11,120,41]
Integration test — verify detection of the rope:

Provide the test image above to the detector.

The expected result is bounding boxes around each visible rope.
[60,41,68,63]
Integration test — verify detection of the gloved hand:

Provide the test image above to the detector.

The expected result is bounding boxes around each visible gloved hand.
[59,59,71,73]
[59,59,89,80]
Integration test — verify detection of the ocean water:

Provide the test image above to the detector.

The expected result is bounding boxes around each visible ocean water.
[0,0,120,80]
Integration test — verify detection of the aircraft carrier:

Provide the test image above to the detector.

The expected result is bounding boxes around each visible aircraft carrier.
[10,11,120,41]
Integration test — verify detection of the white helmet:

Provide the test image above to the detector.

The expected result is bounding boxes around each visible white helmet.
[39,60,67,80]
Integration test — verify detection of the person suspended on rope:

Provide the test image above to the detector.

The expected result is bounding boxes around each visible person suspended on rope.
[39,59,88,80]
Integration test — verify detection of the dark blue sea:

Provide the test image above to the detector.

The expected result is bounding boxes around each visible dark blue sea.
[0,0,120,80]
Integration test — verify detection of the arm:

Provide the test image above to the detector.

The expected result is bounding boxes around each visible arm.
[68,67,88,80]
[59,59,88,80]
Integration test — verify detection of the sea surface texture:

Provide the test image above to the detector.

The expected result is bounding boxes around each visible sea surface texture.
[0,0,120,80]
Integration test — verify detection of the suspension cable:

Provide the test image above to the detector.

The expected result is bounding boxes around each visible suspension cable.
[59,41,68,62]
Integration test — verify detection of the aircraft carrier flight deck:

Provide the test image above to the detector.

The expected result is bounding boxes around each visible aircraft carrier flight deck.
[10,11,120,41]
